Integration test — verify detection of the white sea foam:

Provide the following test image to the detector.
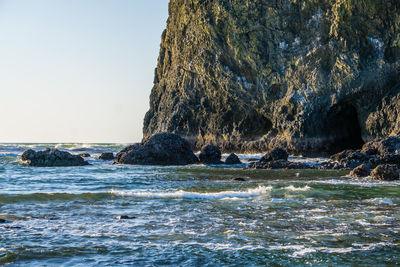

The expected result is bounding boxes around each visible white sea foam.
[284,185,311,191]
[269,242,394,257]
[111,185,272,200]
[365,198,394,205]
[311,179,400,187]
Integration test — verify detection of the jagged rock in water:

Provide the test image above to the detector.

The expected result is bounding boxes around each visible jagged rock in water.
[330,150,371,169]
[21,148,89,167]
[114,132,198,165]
[317,162,344,170]
[261,147,288,162]
[143,0,400,155]
[370,164,399,181]
[99,152,114,160]
[199,145,222,164]
[248,159,313,170]
[225,153,242,165]
[362,136,400,156]
[349,164,371,178]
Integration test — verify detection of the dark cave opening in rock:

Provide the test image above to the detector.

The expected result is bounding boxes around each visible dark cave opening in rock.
[324,103,365,154]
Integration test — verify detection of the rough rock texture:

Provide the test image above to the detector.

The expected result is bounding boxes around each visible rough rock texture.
[114,133,198,165]
[199,145,222,164]
[261,147,288,162]
[370,164,399,181]
[21,149,89,167]
[349,164,371,177]
[361,136,400,155]
[143,0,400,154]
[330,149,371,169]
[248,159,313,170]
[99,152,115,160]
[225,153,242,164]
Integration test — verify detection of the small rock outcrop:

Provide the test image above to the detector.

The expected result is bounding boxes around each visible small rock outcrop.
[260,147,288,162]
[248,159,312,170]
[78,153,91,158]
[225,153,242,165]
[370,164,399,181]
[115,215,135,220]
[349,164,371,178]
[232,177,246,182]
[199,145,222,164]
[21,148,89,167]
[99,152,114,160]
[114,132,198,165]
[330,150,371,169]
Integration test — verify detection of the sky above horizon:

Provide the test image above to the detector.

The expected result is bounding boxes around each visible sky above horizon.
[0,0,169,143]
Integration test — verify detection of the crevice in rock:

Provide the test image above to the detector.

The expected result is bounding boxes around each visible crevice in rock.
[324,103,364,154]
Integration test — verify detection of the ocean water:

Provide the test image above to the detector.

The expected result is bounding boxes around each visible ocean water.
[0,144,399,266]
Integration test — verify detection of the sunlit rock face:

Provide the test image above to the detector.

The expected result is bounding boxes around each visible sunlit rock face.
[143,0,400,155]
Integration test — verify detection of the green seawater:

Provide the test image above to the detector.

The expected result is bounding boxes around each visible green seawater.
[0,144,399,266]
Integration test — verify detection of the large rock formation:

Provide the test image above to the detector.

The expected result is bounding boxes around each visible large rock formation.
[144,0,400,155]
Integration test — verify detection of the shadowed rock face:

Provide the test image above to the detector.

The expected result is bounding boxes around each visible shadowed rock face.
[143,0,400,155]
[21,149,89,167]
[114,133,199,165]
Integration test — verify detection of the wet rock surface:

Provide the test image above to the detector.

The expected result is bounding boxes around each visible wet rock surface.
[248,160,313,170]
[225,153,242,165]
[199,145,222,164]
[115,215,136,220]
[349,164,371,178]
[78,153,91,158]
[99,152,114,160]
[114,133,198,166]
[21,149,89,167]
[370,164,399,181]
[261,148,288,162]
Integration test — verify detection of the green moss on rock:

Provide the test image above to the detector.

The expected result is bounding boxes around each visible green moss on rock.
[144,0,400,155]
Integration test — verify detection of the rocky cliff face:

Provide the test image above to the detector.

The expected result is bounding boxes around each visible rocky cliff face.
[143,0,400,155]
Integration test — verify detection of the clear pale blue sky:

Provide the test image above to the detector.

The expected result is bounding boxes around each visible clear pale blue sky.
[0,0,169,143]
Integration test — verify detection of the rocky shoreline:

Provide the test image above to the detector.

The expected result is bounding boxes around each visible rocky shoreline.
[20,132,400,181]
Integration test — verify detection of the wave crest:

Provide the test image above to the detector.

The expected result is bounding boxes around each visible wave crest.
[111,185,272,200]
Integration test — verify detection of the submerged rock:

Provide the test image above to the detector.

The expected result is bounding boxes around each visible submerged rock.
[199,145,222,164]
[99,152,114,160]
[21,148,89,167]
[349,164,371,178]
[115,215,135,220]
[78,153,91,158]
[114,132,198,165]
[370,164,399,181]
[0,218,7,223]
[232,177,246,182]
[225,153,242,165]
[260,147,288,162]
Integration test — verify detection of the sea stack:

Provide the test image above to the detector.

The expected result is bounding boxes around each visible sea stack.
[143,0,400,155]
